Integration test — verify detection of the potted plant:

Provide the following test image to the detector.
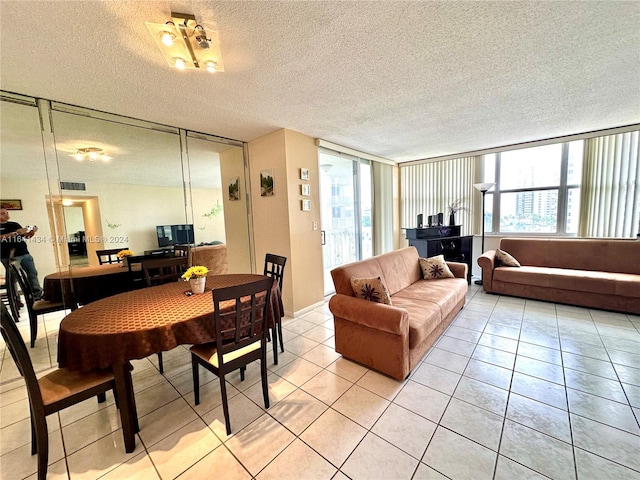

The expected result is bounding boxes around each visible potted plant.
[181,265,209,294]
[116,249,134,267]
[447,198,469,226]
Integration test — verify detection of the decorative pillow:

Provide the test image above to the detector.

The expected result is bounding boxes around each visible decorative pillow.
[495,249,521,267]
[419,255,455,280]
[350,276,392,305]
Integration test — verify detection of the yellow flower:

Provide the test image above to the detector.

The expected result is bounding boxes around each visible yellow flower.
[117,249,134,258]
[181,265,209,280]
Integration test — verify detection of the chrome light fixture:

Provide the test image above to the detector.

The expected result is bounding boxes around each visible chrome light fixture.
[71,147,111,162]
[146,13,224,73]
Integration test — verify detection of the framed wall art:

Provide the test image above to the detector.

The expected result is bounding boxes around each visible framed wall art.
[301,199,311,211]
[228,177,240,201]
[301,184,310,196]
[1,199,22,210]
[300,168,309,181]
[260,169,274,196]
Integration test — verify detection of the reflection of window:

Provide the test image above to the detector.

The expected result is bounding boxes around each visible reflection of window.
[484,141,583,234]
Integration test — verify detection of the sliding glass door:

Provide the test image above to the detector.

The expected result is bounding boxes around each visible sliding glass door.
[319,150,372,295]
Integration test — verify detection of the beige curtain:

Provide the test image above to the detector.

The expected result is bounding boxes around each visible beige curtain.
[372,161,394,255]
[400,156,478,236]
[578,131,640,238]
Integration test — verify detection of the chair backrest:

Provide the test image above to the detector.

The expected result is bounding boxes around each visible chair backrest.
[96,248,126,265]
[9,263,34,311]
[173,245,190,257]
[263,253,287,291]
[3,266,21,320]
[141,256,188,287]
[213,277,273,365]
[0,303,46,419]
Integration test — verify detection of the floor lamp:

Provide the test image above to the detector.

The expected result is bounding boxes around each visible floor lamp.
[473,182,495,285]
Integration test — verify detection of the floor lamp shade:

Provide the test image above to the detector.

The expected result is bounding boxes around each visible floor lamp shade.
[473,182,495,285]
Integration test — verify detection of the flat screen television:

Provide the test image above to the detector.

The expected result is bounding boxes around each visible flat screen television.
[156,224,194,247]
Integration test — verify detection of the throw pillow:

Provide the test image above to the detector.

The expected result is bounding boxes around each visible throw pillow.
[350,276,392,305]
[495,249,521,267]
[419,255,455,280]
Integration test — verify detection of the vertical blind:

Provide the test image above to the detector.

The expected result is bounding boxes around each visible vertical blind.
[400,156,478,236]
[579,131,640,238]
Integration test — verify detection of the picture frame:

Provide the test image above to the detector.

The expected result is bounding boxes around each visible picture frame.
[228,177,240,201]
[301,184,310,196]
[1,199,22,210]
[260,169,274,196]
[301,199,311,211]
[300,168,309,181]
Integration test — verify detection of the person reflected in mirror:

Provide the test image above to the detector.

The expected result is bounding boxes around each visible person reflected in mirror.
[0,208,44,300]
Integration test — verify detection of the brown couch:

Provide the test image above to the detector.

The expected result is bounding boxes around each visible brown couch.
[478,238,640,314]
[329,246,468,380]
[188,244,228,276]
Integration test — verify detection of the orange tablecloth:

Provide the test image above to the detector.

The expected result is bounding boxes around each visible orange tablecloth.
[57,274,283,372]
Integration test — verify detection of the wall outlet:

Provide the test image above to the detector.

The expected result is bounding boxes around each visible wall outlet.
[312,221,318,231]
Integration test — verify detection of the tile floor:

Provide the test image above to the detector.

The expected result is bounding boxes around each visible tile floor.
[1,285,639,479]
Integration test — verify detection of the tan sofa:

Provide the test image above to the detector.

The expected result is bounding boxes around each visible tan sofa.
[478,238,640,314]
[329,246,468,380]
[188,244,228,276]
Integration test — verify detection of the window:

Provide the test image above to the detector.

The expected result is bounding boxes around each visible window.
[484,142,583,234]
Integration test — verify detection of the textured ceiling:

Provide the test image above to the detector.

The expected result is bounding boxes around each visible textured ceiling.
[1,1,639,162]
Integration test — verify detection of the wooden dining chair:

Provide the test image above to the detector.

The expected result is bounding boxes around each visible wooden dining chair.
[173,244,190,257]
[96,248,126,265]
[264,253,287,364]
[8,263,66,348]
[141,256,188,373]
[2,269,22,321]
[190,277,273,435]
[141,256,188,287]
[0,303,124,480]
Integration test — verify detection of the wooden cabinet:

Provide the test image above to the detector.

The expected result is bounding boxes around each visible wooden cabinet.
[405,227,472,284]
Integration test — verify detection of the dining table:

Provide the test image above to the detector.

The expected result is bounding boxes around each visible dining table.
[43,263,143,309]
[57,273,284,453]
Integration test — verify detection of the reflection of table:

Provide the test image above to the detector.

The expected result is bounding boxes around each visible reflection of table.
[43,264,142,308]
[57,274,283,453]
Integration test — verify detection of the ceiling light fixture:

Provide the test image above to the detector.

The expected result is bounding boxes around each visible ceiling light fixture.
[71,147,111,162]
[146,13,224,73]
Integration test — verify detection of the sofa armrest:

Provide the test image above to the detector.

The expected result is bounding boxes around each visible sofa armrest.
[447,261,468,280]
[477,250,497,292]
[329,293,409,336]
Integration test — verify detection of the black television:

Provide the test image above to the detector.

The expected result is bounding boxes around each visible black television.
[156,224,194,247]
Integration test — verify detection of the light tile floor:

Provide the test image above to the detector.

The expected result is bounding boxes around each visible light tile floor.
[1,285,639,479]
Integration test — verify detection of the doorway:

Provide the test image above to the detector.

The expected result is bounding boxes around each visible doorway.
[319,150,372,296]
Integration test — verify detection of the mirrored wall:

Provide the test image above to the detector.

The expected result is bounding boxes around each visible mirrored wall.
[1,91,253,309]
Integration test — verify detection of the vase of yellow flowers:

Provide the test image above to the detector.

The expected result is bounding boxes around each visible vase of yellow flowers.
[116,249,134,268]
[181,265,209,294]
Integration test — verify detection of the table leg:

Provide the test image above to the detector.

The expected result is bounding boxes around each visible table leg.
[113,362,138,453]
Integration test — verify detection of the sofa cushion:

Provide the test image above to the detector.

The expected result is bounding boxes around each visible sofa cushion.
[390,295,442,349]
[495,249,520,267]
[350,277,392,305]
[493,266,634,296]
[392,278,467,349]
[419,255,454,279]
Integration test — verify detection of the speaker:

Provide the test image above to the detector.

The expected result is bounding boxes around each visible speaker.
[417,214,423,228]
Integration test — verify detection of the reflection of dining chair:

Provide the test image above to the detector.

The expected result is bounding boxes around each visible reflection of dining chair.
[173,245,190,257]
[141,256,188,373]
[2,269,21,321]
[264,253,287,362]
[0,303,124,480]
[191,277,273,435]
[96,248,126,265]
[142,257,188,287]
[9,264,66,348]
